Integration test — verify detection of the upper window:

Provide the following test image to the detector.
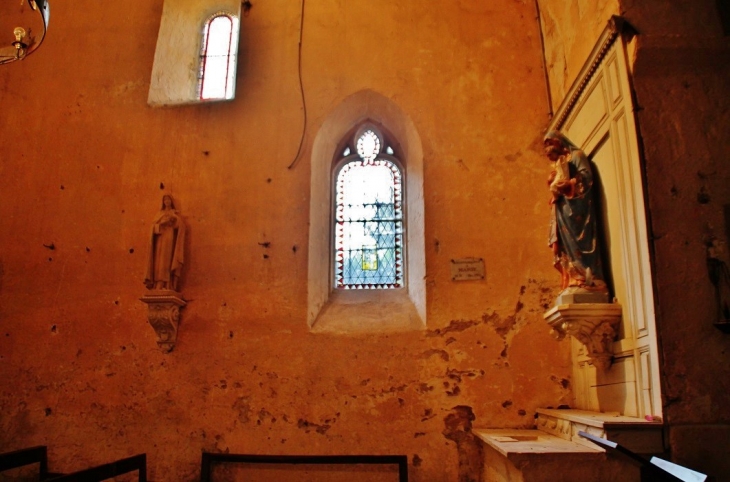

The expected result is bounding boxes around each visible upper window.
[334,126,404,289]
[198,13,239,101]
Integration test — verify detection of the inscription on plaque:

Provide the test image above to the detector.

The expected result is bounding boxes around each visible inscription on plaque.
[451,258,485,281]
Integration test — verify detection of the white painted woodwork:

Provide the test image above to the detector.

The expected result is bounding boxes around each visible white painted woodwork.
[549,23,662,419]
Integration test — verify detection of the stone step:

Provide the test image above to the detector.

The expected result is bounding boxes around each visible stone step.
[475,429,642,482]
[535,408,664,454]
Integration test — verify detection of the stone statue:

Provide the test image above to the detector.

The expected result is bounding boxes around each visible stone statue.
[144,194,185,291]
[544,131,608,302]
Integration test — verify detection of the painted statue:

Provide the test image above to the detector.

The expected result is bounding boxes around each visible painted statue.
[544,131,608,297]
[144,194,185,291]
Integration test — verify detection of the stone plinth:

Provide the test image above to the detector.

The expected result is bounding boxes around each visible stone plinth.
[543,303,622,370]
[475,429,640,482]
[140,291,186,353]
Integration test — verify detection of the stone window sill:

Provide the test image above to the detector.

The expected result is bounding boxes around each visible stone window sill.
[310,289,425,334]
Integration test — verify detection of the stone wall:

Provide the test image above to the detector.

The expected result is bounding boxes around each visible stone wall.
[0,0,571,480]
[626,1,730,478]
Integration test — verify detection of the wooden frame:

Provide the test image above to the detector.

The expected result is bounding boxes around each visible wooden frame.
[200,453,408,482]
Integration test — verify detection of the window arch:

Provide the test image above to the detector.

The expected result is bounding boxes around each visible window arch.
[334,126,405,289]
[198,12,239,101]
[307,91,425,333]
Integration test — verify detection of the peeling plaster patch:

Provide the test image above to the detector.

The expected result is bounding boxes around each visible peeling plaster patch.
[421,409,436,422]
[416,383,434,394]
[442,405,482,482]
[483,312,516,339]
[550,375,571,389]
[527,278,558,310]
[446,368,483,383]
[378,385,407,396]
[421,349,450,361]
[445,337,457,346]
[257,409,274,424]
[412,454,423,466]
[504,151,522,162]
[414,432,426,438]
[232,397,251,423]
[297,419,331,435]
[501,400,512,408]
[428,320,479,337]
[445,384,461,397]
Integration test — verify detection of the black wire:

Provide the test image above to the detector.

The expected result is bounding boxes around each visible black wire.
[287,0,307,170]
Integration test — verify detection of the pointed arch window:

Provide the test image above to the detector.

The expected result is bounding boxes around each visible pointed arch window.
[198,13,239,101]
[334,126,404,289]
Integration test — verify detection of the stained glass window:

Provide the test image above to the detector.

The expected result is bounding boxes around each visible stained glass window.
[335,129,404,289]
[198,13,239,100]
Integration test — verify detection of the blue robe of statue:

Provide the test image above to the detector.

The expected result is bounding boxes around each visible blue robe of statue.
[545,131,605,291]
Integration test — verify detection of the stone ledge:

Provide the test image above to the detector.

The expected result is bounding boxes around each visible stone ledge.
[536,409,663,454]
[475,429,603,460]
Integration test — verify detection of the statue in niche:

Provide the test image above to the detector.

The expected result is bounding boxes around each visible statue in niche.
[144,194,185,291]
[544,131,608,302]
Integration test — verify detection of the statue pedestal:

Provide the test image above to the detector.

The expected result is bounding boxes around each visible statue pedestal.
[543,303,622,370]
[140,290,186,353]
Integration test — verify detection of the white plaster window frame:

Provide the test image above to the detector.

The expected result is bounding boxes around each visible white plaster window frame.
[148,0,241,107]
[308,90,426,334]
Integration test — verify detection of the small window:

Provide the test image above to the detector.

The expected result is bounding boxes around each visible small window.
[334,127,404,289]
[198,13,239,100]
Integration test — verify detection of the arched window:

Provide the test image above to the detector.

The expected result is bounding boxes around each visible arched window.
[307,91,426,332]
[334,126,404,289]
[198,13,239,101]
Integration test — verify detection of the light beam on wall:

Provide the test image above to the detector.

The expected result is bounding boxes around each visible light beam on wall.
[0,0,49,65]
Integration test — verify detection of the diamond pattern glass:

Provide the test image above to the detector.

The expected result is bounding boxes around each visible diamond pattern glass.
[335,157,403,289]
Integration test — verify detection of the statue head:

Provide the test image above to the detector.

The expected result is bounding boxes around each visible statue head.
[543,130,579,161]
[161,194,175,210]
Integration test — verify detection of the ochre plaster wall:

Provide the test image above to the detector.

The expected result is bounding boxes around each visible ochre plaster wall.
[0,0,571,481]
[536,0,621,109]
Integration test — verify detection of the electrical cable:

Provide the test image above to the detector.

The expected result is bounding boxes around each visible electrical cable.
[287,0,307,170]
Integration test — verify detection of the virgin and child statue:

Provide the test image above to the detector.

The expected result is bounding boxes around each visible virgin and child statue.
[543,131,609,303]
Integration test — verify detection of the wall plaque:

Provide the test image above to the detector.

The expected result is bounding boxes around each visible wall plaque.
[450,258,485,281]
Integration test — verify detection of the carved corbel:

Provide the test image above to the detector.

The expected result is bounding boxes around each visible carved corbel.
[140,291,186,353]
[543,303,622,370]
